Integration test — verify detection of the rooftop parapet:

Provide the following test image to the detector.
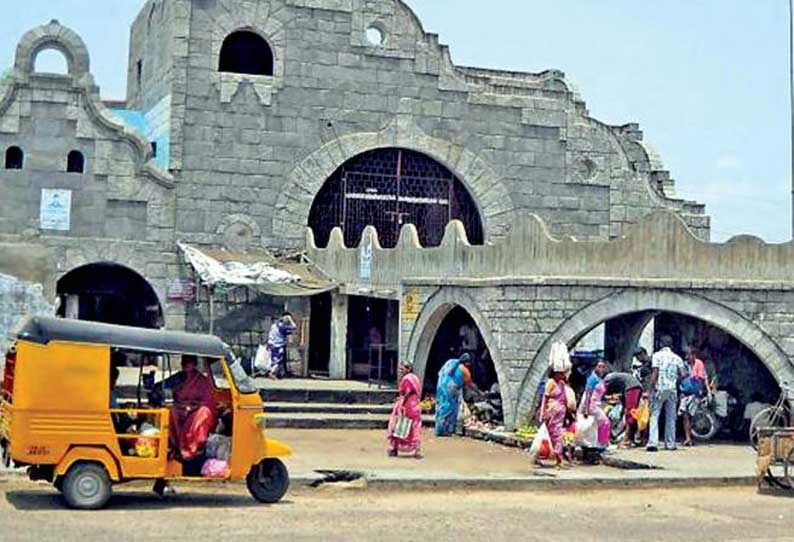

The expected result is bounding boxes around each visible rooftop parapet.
[306,211,794,289]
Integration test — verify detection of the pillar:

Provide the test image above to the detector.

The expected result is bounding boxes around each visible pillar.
[329,292,348,379]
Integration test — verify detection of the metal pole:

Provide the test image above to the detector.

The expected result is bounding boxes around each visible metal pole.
[790,0,794,237]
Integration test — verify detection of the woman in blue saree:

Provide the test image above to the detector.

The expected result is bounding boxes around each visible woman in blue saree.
[435,353,476,436]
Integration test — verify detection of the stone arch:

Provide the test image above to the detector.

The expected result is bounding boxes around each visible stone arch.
[57,245,167,311]
[218,30,275,76]
[14,20,91,78]
[406,287,513,416]
[56,261,164,329]
[514,288,794,425]
[268,120,514,249]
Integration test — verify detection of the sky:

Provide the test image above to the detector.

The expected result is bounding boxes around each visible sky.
[0,1,790,242]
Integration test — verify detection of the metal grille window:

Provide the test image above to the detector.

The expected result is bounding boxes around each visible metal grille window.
[309,148,484,248]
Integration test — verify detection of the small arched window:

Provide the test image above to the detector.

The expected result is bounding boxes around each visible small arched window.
[66,150,85,173]
[5,146,23,169]
[219,31,274,76]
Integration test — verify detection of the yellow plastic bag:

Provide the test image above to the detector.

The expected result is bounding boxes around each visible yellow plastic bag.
[632,400,650,432]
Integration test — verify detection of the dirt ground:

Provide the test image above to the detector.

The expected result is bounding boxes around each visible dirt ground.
[1,480,792,542]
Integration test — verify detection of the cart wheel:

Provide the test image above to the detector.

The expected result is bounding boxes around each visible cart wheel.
[750,407,789,451]
[61,462,112,510]
[246,458,289,504]
[784,448,794,490]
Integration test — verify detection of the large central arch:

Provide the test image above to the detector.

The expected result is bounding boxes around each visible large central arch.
[309,147,484,248]
[267,122,514,250]
[514,288,794,425]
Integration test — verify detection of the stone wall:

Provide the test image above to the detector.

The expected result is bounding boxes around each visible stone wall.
[402,282,794,431]
[0,272,52,355]
[0,21,182,328]
[160,0,708,256]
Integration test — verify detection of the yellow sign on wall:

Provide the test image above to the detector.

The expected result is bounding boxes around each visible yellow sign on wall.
[402,289,421,322]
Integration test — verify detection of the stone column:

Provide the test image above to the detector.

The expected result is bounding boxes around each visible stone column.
[329,292,349,379]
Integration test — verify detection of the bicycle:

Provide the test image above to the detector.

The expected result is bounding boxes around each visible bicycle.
[749,383,794,451]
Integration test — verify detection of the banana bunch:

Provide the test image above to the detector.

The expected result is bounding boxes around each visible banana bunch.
[419,396,436,413]
[515,425,538,440]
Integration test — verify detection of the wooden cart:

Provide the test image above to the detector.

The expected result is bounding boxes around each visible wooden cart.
[757,427,794,490]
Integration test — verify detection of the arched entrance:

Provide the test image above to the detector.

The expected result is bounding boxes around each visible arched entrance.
[424,306,497,392]
[56,263,163,329]
[515,289,794,427]
[407,289,506,424]
[308,148,484,248]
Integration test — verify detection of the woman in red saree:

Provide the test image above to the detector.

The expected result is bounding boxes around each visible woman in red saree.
[164,356,217,461]
[387,363,423,459]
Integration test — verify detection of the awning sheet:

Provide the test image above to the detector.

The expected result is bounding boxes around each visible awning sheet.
[177,242,336,297]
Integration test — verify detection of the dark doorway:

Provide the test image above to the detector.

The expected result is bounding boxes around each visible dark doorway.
[425,306,496,393]
[346,296,399,381]
[218,31,274,76]
[309,148,484,248]
[308,292,332,375]
[56,263,163,329]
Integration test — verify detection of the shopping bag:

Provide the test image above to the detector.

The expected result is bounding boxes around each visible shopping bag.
[574,413,598,448]
[253,344,271,374]
[392,415,412,440]
[632,400,650,432]
[529,423,553,460]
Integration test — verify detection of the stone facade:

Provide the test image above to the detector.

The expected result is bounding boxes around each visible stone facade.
[0,3,736,387]
[121,0,708,254]
[0,20,181,335]
[307,211,794,429]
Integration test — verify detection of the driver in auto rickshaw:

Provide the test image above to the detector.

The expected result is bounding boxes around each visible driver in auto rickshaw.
[152,355,217,462]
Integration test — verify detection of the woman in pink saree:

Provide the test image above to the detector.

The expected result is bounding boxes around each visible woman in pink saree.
[160,356,217,461]
[537,371,573,468]
[387,362,423,459]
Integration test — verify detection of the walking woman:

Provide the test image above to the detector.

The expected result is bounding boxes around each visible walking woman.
[580,359,611,449]
[387,362,423,458]
[536,370,575,468]
[435,353,479,436]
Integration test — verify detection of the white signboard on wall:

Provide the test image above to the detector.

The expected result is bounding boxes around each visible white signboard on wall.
[40,189,72,231]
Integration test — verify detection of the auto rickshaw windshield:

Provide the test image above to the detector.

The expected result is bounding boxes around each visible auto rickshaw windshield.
[226,357,257,394]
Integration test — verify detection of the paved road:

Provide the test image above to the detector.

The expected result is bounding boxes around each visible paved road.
[1,480,792,542]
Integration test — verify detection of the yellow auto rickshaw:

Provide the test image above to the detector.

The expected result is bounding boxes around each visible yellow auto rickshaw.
[0,316,291,509]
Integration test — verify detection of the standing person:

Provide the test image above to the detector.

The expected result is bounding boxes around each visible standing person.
[580,360,611,449]
[434,353,480,436]
[645,335,686,452]
[387,362,423,459]
[679,348,708,447]
[632,347,653,390]
[265,312,297,380]
[536,370,575,468]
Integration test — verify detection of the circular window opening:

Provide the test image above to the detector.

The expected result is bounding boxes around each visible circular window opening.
[366,26,384,47]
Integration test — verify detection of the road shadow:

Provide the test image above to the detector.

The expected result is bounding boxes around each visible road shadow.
[6,490,294,511]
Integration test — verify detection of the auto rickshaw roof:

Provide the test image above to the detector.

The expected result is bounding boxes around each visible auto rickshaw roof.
[15,316,231,358]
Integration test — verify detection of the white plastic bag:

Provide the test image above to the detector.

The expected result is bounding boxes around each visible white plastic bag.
[529,422,553,460]
[549,341,572,374]
[253,344,271,374]
[574,413,598,448]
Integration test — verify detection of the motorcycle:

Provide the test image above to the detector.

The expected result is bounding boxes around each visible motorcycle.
[689,390,737,442]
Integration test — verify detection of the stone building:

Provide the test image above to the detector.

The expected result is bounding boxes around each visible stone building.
[3,1,792,428]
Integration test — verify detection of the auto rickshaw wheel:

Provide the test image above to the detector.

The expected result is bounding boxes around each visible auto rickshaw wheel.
[246,458,289,503]
[61,462,112,510]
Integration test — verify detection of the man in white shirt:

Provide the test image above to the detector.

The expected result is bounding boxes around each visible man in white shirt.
[645,335,686,452]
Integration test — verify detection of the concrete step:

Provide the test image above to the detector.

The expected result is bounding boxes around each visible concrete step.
[264,412,435,430]
[260,387,396,405]
[265,402,393,415]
